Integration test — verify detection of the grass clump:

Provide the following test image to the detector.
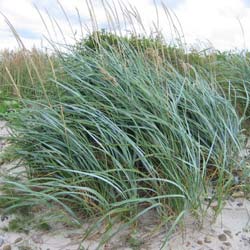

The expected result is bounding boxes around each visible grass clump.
[0,3,248,248]
[0,35,242,246]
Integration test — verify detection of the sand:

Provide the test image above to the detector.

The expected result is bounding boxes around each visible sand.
[0,199,249,250]
[167,199,250,250]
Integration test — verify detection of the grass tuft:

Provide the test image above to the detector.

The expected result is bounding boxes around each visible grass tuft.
[0,2,249,248]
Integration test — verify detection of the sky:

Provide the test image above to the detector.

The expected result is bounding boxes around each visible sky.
[0,0,250,51]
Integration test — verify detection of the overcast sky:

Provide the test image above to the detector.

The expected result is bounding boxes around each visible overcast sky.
[0,0,250,51]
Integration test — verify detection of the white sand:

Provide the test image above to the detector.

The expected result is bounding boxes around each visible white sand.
[0,200,249,250]
[167,199,250,250]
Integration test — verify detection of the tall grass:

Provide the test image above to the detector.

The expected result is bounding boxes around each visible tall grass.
[2,39,242,246]
[0,2,248,248]
[0,48,57,100]
[214,51,250,128]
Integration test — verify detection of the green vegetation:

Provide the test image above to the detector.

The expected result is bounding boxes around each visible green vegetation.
[0,5,249,249]
[0,48,57,99]
[2,212,51,233]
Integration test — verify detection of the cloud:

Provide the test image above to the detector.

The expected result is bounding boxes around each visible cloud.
[0,0,250,51]
[173,0,250,50]
[0,0,47,49]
